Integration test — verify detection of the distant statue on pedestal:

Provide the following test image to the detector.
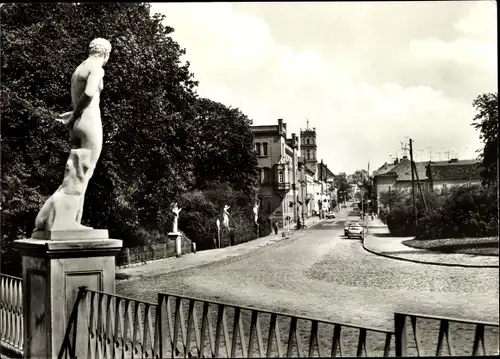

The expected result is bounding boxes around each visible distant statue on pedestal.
[253,201,259,225]
[172,203,182,233]
[34,38,112,235]
[223,205,230,228]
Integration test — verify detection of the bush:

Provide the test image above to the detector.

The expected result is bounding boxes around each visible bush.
[379,208,389,224]
[386,205,418,236]
[417,184,498,239]
[178,182,258,250]
[381,184,498,239]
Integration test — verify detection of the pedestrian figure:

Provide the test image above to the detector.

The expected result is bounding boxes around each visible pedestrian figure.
[273,221,278,235]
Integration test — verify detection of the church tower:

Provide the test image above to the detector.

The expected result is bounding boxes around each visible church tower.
[300,120,317,173]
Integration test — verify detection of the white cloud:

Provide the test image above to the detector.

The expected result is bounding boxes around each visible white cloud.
[151,2,496,174]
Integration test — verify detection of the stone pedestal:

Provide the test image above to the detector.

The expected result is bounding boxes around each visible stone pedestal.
[14,230,122,359]
[168,232,182,258]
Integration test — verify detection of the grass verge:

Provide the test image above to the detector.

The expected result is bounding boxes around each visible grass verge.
[403,237,499,256]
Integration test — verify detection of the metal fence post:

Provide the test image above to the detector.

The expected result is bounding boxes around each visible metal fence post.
[394,313,407,357]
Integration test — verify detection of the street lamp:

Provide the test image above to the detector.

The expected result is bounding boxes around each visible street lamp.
[358,182,365,221]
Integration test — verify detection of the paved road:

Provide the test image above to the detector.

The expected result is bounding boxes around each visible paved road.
[117,208,499,331]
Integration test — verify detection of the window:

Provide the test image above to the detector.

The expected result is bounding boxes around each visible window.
[255,143,261,155]
[279,170,284,183]
[263,168,271,184]
[306,138,310,145]
[307,149,311,160]
[263,142,268,156]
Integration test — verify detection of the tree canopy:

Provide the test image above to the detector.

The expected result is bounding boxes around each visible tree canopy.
[471,92,498,185]
[1,3,259,246]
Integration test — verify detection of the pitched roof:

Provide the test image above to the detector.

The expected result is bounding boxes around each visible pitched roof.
[394,158,428,181]
[373,158,481,182]
[373,162,396,176]
[428,160,482,181]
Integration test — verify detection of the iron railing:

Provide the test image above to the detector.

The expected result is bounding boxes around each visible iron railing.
[395,312,499,356]
[0,273,23,356]
[59,287,395,358]
[3,283,496,358]
[155,292,395,358]
[58,287,159,359]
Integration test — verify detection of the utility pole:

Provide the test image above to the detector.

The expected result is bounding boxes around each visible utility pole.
[292,133,297,223]
[300,163,306,224]
[409,139,418,227]
[411,139,428,213]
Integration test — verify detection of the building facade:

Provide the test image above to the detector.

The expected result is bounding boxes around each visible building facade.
[251,119,298,228]
[373,157,482,213]
[251,120,334,227]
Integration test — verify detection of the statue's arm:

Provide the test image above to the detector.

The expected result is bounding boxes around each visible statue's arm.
[70,68,105,126]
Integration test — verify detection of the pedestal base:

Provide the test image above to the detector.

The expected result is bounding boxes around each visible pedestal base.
[31,229,109,241]
[168,232,182,257]
[15,234,122,359]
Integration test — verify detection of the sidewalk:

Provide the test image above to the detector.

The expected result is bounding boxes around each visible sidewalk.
[117,216,326,278]
[363,218,499,268]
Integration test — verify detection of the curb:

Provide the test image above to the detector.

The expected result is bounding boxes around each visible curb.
[362,239,499,268]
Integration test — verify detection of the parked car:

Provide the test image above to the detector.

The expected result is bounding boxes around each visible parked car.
[344,221,351,236]
[325,212,336,219]
[346,223,364,239]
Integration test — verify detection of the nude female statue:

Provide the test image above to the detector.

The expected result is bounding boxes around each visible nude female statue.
[172,203,182,233]
[55,38,112,224]
[223,205,230,228]
[253,201,259,224]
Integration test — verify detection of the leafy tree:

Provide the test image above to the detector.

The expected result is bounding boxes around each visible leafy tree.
[1,3,199,244]
[334,172,350,201]
[192,98,259,198]
[1,3,260,258]
[348,169,368,185]
[471,92,498,184]
[178,182,258,250]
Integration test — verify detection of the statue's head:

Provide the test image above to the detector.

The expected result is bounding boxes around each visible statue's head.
[89,38,112,64]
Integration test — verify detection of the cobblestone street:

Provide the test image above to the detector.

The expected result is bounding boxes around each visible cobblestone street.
[117,209,499,332]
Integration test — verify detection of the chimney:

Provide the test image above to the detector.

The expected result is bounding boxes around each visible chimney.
[402,155,408,160]
[278,118,284,135]
[393,158,399,165]
[449,158,458,163]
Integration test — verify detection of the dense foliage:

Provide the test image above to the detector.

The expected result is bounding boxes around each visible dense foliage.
[334,172,350,202]
[379,185,497,239]
[471,92,498,185]
[178,182,268,251]
[1,3,259,274]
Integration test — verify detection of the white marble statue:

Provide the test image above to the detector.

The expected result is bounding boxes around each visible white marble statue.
[223,205,230,228]
[54,38,112,225]
[34,149,93,231]
[172,203,182,233]
[253,202,259,224]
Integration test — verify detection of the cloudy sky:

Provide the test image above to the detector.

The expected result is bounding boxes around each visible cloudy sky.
[151,1,497,175]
